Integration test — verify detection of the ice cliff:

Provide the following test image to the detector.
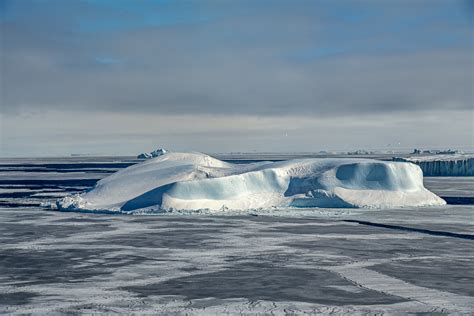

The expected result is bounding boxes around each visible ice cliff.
[57,152,445,213]
[393,155,474,176]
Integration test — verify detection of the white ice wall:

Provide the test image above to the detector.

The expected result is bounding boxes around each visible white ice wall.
[393,155,474,177]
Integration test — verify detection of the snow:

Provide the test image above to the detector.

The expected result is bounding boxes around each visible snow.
[57,152,445,213]
[393,155,474,176]
[137,148,168,159]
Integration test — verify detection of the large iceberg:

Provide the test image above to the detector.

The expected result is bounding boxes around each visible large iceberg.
[393,155,474,176]
[57,152,445,213]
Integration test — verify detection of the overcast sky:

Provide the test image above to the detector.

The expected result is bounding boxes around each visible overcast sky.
[1,0,473,156]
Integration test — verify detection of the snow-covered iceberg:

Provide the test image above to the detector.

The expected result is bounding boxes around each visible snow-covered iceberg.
[57,152,445,213]
[393,155,474,176]
[137,148,168,159]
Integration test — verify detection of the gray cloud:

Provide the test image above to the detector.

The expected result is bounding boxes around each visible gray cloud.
[1,1,472,117]
[1,0,473,156]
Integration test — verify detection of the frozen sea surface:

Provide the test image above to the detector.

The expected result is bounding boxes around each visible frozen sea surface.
[0,154,473,314]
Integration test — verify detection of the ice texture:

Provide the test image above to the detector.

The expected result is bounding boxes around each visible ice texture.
[137,148,168,159]
[57,152,445,212]
[393,155,474,176]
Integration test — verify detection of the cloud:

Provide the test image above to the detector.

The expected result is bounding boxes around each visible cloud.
[0,0,472,155]
[1,0,472,117]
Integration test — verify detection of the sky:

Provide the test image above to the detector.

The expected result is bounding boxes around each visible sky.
[0,0,473,156]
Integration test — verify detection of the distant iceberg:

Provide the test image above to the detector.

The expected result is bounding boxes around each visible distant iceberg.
[57,152,445,213]
[393,155,474,176]
[137,148,168,159]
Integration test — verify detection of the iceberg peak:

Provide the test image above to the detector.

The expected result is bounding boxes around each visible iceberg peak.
[137,148,168,159]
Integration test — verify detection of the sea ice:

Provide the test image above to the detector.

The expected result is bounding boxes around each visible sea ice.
[57,152,446,213]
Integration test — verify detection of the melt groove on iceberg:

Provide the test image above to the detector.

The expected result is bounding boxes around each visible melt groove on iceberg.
[57,152,445,213]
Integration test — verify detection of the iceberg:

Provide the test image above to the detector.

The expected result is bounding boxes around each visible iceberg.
[57,152,445,213]
[393,155,474,176]
[137,148,168,159]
